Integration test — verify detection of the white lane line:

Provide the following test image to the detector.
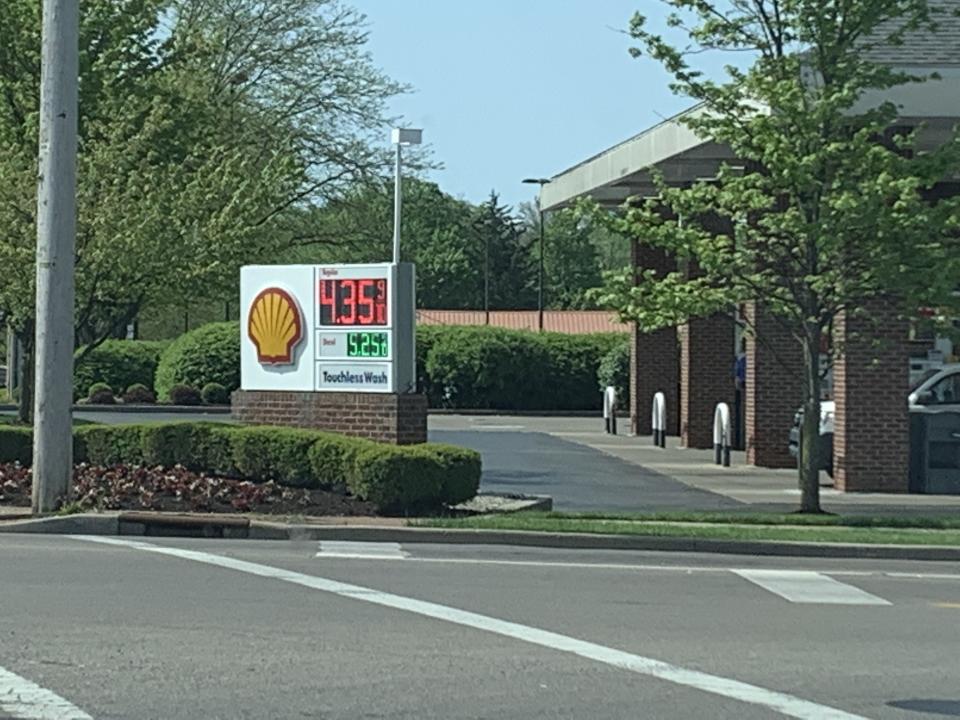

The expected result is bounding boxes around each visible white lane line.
[733,569,891,605]
[72,536,870,720]
[471,424,525,431]
[316,541,408,560]
[0,665,93,720]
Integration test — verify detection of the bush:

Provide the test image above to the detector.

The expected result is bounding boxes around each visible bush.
[154,321,628,411]
[155,322,240,401]
[0,426,33,464]
[424,326,628,410]
[122,383,156,404]
[87,382,115,405]
[168,384,202,406]
[2,421,482,514]
[201,382,229,405]
[230,426,319,488]
[73,340,167,401]
[597,341,631,408]
[347,445,445,514]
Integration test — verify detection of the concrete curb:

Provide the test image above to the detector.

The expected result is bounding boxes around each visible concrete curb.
[2,512,960,561]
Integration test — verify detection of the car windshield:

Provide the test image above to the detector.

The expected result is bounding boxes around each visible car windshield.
[910,368,942,393]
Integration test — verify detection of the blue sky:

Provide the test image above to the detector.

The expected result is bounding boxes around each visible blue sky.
[351,1,693,210]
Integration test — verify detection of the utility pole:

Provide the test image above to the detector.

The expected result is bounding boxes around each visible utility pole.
[32,0,78,514]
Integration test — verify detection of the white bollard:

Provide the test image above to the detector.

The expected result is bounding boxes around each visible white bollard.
[651,392,666,448]
[603,386,618,435]
[713,402,732,467]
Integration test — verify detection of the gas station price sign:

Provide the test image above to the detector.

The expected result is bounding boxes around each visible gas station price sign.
[347,331,388,358]
[240,263,415,394]
[318,278,387,326]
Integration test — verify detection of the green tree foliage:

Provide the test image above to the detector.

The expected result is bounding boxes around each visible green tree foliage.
[0,0,402,419]
[519,204,605,309]
[284,178,482,308]
[594,0,960,512]
[473,192,536,310]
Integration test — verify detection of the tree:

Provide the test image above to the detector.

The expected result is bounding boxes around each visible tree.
[594,0,960,512]
[284,177,483,308]
[473,192,536,310]
[519,203,604,310]
[0,0,402,420]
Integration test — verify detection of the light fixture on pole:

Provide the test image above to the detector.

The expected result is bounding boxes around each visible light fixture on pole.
[522,177,550,331]
[391,128,423,264]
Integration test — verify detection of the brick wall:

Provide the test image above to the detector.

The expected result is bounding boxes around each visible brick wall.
[680,315,736,449]
[833,299,909,491]
[745,302,804,467]
[231,390,428,445]
[629,241,679,436]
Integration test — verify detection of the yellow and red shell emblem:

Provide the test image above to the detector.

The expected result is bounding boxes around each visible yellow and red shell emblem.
[248,287,304,364]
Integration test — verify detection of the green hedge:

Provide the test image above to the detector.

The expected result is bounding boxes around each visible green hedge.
[143,321,628,410]
[73,340,168,401]
[154,322,240,402]
[423,327,625,410]
[5,422,481,514]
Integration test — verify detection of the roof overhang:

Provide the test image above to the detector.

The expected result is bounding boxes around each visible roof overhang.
[542,67,960,212]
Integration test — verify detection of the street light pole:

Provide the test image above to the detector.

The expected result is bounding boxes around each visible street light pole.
[32,0,78,514]
[390,128,422,264]
[523,178,551,332]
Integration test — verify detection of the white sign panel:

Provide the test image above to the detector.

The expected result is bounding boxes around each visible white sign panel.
[240,263,415,393]
[315,362,392,391]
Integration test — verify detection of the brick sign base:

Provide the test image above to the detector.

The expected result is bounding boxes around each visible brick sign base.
[231,390,428,445]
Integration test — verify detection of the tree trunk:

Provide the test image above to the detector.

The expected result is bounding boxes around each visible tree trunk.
[17,327,34,425]
[798,329,822,513]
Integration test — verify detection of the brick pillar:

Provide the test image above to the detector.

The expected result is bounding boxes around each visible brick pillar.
[629,241,679,436]
[680,314,736,449]
[745,302,804,467]
[833,299,910,491]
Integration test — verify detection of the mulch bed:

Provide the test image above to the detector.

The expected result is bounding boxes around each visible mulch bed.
[0,463,377,516]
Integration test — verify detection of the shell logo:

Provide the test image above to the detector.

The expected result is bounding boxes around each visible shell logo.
[248,287,304,365]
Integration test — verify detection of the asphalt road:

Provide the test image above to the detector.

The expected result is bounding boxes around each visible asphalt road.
[2,535,960,720]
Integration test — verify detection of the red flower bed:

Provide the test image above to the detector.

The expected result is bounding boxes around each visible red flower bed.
[0,463,376,516]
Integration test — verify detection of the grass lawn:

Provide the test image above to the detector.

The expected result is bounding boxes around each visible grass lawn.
[414,512,960,546]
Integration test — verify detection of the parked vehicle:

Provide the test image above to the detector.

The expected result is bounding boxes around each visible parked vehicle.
[788,364,960,476]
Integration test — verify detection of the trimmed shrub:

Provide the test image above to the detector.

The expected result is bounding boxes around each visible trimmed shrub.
[597,341,630,407]
[87,382,116,405]
[168,384,202,406]
[74,340,167,401]
[201,382,229,405]
[155,322,240,401]
[231,426,321,488]
[0,426,33,464]
[423,443,483,506]
[3,421,482,514]
[75,425,145,465]
[347,445,445,514]
[424,326,628,410]
[122,383,156,404]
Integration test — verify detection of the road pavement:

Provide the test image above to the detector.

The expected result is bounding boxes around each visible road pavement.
[2,534,960,719]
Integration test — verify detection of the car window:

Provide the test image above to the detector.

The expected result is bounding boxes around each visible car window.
[926,373,960,404]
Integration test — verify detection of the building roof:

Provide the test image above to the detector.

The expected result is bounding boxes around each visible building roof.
[415,310,629,334]
[863,0,960,66]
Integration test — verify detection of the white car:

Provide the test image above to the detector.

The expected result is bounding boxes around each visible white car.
[789,364,960,475]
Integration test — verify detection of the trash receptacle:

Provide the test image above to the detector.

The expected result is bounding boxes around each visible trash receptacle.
[911,412,960,494]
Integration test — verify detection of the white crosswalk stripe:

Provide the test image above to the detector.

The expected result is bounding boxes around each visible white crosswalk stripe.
[732,569,891,605]
[316,541,408,560]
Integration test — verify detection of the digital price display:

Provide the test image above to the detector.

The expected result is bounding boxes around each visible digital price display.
[318,278,387,326]
[347,331,388,358]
